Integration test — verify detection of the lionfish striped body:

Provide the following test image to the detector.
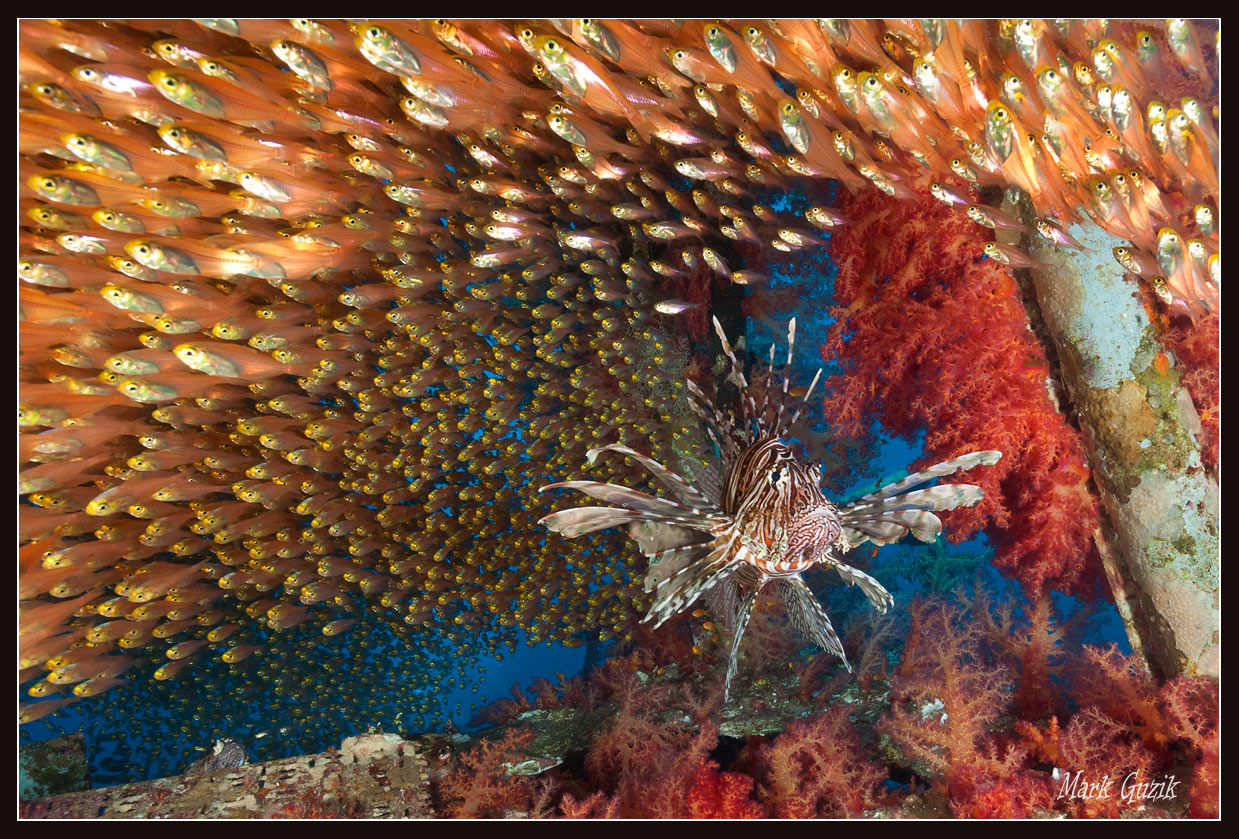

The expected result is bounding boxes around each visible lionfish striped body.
[540,318,1000,700]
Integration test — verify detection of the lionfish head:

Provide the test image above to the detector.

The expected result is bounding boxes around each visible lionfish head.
[729,437,842,575]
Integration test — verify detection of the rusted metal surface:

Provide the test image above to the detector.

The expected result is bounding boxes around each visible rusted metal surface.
[20,733,432,819]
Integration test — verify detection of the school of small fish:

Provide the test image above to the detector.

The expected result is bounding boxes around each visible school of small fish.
[19,19,1219,722]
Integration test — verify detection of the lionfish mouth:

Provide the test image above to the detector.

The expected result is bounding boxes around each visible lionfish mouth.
[541,317,1001,701]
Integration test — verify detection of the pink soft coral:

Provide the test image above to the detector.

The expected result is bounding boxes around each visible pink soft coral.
[1158,675,1220,818]
[969,589,1081,720]
[879,600,1014,782]
[1047,644,1219,817]
[820,187,1105,599]
[880,599,1061,817]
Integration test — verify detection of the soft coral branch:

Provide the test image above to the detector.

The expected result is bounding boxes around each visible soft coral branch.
[755,705,886,817]
[879,599,1014,785]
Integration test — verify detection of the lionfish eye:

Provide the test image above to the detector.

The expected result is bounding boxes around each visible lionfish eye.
[770,469,781,484]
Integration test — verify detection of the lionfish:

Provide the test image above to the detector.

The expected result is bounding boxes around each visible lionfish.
[540,318,1001,700]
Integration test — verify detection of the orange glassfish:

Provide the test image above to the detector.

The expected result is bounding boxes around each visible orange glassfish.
[148,67,316,132]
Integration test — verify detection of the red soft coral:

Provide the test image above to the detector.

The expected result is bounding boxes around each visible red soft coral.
[1165,313,1219,474]
[578,677,762,818]
[684,763,765,819]
[1160,675,1220,818]
[755,705,886,817]
[820,186,1105,599]
[437,728,538,818]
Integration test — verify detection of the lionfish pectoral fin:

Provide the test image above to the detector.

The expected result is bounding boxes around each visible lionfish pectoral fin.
[585,444,714,510]
[854,450,1000,504]
[540,480,710,519]
[778,575,850,670]
[843,509,943,544]
[628,521,703,557]
[539,507,695,538]
[703,574,738,634]
[723,585,762,703]
[842,521,910,546]
[643,539,736,628]
[833,562,895,614]
[841,484,986,521]
[641,538,711,594]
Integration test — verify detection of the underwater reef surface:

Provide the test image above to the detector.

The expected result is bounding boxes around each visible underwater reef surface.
[19,19,1218,817]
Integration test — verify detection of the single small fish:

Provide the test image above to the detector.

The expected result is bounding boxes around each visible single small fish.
[929,183,970,207]
[1035,219,1084,250]
[967,204,1031,234]
[983,241,1048,270]
[653,300,698,315]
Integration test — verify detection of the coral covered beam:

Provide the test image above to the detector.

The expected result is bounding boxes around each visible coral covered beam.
[1009,207,1219,679]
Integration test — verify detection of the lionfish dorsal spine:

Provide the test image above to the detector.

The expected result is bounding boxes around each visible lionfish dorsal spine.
[787,366,823,429]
